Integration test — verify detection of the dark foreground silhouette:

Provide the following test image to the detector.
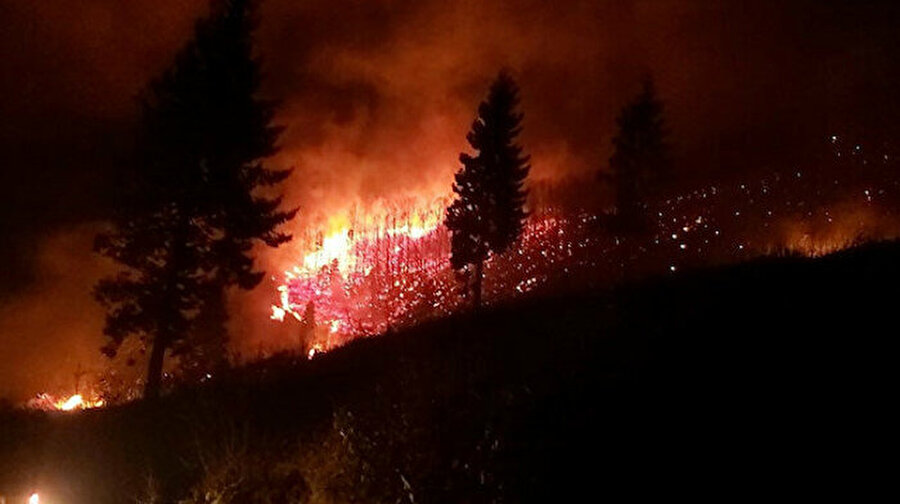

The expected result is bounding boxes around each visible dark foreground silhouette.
[1,241,896,502]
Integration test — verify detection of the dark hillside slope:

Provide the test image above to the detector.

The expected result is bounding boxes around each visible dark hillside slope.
[1,241,898,502]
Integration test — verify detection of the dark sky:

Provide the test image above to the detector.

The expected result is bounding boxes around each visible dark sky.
[1,0,898,399]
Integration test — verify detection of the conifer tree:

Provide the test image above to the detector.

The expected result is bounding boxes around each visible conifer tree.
[446,71,530,309]
[609,79,669,233]
[94,0,295,399]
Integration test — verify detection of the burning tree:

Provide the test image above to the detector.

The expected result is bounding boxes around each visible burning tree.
[609,78,670,234]
[446,71,531,309]
[94,0,294,399]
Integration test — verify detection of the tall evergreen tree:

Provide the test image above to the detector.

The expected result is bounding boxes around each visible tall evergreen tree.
[446,71,530,309]
[94,0,295,399]
[609,78,669,233]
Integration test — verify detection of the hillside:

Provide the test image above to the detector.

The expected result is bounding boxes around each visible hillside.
[2,241,898,502]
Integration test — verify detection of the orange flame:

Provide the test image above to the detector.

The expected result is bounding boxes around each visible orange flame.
[27,392,106,412]
[271,199,447,327]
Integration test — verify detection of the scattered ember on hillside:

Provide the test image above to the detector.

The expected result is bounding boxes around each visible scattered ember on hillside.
[270,138,900,357]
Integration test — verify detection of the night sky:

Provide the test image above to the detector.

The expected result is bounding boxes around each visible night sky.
[1,0,898,400]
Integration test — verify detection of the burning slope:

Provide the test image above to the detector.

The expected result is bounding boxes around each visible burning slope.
[16,138,894,407]
[268,138,900,358]
[270,200,456,351]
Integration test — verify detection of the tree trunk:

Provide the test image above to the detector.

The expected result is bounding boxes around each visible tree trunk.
[144,331,168,400]
[145,217,185,400]
[472,259,484,311]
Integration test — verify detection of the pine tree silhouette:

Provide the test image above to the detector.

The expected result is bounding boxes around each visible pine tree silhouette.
[446,71,530,309]
[610,78,669,234]
[94,0,294,399]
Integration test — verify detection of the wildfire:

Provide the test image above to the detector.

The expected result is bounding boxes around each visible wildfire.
[266,137,898,360]
[269,199,451,350]
[268,200,606,357]
[27,392,106,412]
[58,394,85,411]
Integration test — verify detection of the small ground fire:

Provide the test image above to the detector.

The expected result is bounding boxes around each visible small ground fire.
[26,392,105,412]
